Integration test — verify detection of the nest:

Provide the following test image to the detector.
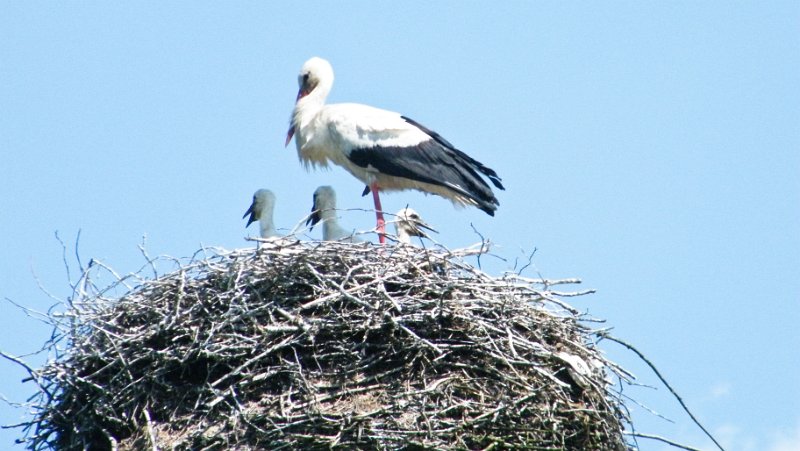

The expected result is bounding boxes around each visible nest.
[20,240,633,450]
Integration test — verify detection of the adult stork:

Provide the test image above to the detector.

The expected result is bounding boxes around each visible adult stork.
[243,189,279,238]
[306,186,363,242]
[393,207,436,245]
[285,57,504,244]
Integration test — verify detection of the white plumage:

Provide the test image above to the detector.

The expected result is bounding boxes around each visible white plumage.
[393,207,436,245]
[286,57,504,243]
[306,186,362,242]
[243,189,279,238]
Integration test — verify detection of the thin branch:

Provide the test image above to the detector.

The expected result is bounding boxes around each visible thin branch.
[627,432,705,451]
[74,228,84,274]
[142,407,159,451]
[138,234,158,279]
[0,351,50,400]
[53,230,72,289]
[515,247,537,276]
[604,333,726,451]
[469,223,488,270]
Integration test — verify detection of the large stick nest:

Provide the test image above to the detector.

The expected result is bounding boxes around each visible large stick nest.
[21,240,632,450]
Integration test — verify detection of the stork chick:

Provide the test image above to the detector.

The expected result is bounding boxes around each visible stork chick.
[243,189,279,238]
[307,186,362,242]
[394,207,436,245]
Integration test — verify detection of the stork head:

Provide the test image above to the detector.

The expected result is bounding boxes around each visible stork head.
[286,57,335,147]
[306,185,337,231]
[243,189,276,227]
[297,57,333,99]
[395,207,437,240]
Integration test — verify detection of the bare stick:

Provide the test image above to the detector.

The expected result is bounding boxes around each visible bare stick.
[603,333,725,451]
[515,247,537,276]
[627,432,705,451]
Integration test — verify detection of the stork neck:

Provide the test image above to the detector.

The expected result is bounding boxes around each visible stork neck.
[323,220,338,236]
[397,229,411,244]
[259,217,277,238]
[323,218,354,242]
[293,83,329,125]
[319,208,337,223]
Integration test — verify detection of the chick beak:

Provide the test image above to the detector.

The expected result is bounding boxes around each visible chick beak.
[414,219,437,238]
[306,198,321,231]
[243,203,257,227]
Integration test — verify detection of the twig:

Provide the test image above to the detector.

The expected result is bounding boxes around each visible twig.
[142,407,159,451]
[627,432,705,451]
[138,234,158,279]
[469,223,488,270]
[603,333,726,451]
[515,247,537,276]
[0,351,47,397]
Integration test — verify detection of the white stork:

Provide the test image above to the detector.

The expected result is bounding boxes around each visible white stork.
[285,57,504,244]
[306,186,363,242]
[243,189,279,238]
[394,207,436,245]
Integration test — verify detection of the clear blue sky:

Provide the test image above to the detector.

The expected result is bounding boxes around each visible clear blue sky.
[1,2,798,450]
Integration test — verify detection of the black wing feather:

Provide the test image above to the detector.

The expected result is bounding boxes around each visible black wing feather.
[401,116,505,190]
[348,118,504,216]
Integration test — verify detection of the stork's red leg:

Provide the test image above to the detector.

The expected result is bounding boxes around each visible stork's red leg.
[370,182,386,244]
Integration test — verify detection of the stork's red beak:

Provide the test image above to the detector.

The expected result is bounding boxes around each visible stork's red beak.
[285,87,309,147]
[285,125,295,147]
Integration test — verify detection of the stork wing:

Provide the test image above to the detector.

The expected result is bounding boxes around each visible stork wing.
[323,104,503,215]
